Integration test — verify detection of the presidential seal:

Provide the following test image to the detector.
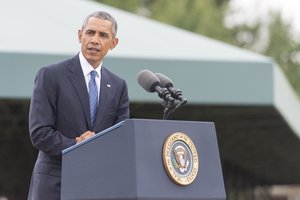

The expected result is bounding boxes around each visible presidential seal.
[162,132,199,185]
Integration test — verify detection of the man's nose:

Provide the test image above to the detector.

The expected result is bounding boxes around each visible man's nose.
[90,35,99,44]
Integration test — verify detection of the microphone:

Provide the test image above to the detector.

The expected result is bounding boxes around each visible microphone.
[137,70,174,102]
[155,73,187,102]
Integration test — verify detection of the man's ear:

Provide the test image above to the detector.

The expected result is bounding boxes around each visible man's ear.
[110,37,119,50]
[78,30,83,43]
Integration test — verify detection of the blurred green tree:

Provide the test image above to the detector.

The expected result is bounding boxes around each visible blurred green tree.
[264,13,300,93]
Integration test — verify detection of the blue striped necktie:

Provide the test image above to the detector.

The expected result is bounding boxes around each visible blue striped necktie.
[89,70,98,129]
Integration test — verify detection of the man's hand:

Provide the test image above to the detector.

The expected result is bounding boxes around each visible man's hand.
[76,131,95,144]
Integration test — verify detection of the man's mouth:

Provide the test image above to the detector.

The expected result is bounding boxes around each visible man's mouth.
[87,47,100,53]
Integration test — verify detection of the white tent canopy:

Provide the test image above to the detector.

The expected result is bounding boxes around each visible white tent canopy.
[1,0,268,62]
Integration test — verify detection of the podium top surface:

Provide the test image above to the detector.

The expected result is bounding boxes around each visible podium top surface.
[62,120,125,155]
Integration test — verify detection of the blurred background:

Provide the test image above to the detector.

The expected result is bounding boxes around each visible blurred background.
[1,0,300,199]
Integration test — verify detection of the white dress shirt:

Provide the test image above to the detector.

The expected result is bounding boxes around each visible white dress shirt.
[79,52,102,101]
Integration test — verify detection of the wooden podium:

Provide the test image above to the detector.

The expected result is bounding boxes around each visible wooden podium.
[61,119,226,200]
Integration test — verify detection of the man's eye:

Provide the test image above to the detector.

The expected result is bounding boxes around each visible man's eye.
[86,31,94,35]
[100,33,109,38]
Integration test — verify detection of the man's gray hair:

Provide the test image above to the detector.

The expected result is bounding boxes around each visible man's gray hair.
[82,11,118,37]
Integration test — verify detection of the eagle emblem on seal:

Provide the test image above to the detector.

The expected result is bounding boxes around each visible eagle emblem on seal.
[173,145,190,173]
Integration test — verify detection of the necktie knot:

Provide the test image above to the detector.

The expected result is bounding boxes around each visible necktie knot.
[90,70,97,79]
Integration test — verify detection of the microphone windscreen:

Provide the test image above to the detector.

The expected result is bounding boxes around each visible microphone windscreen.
[155,73,173,88]
[137,70,160,92]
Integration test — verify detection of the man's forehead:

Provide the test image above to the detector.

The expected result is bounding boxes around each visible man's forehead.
[87,17,112,26]
[84,18,113,31]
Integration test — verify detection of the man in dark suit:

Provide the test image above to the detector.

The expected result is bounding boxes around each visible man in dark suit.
[28,11,130,200]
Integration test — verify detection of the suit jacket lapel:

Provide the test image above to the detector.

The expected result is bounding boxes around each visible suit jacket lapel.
[67,55,91,129]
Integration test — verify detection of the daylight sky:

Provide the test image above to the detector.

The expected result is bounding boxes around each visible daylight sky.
[228,0,300,34]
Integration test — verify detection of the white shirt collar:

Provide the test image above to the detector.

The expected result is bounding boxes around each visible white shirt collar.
[79,51,102,77]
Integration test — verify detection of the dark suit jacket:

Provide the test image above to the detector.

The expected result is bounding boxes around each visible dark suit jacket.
[28,54,130,200]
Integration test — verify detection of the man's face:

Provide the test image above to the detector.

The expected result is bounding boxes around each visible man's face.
[78,17,118,68]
